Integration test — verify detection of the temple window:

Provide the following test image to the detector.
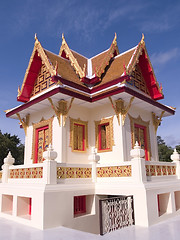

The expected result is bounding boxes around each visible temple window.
[129,114,151,161]
[74,195,86,216]
[32,117,53,163]
[95,117,114,153]
[70,118,88,152]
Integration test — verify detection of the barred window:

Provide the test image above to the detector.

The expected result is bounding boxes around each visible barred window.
[74,196,86,215]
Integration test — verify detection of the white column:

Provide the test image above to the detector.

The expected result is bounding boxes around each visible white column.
[130,141,147,183]
[171,149,180,179]
[120,115,127,162]
[88,147,100,182]
[2,152,15,183]
[43,144,58,184]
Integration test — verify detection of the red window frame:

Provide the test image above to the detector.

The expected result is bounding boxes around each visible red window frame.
[74,195,86,215]
[98,122,110,151]
[34,125,49,163]
[29,198,32,216]
[74,123,85,151]
[134,124,149,161]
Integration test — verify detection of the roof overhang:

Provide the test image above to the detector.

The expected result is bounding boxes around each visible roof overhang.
[6,75,175,120]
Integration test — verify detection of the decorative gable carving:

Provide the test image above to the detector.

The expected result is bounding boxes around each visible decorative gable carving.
[31,64,55,98]
[128,64,150,96]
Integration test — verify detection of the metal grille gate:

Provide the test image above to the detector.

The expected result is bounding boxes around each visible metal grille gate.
[99,195,134,235]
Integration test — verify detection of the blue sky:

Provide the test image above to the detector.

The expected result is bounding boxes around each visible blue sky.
[0,0,180,147]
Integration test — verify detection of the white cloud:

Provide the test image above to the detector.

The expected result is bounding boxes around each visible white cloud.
[151,48,180,66]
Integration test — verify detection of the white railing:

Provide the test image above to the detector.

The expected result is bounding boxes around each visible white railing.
[145,161,176,180]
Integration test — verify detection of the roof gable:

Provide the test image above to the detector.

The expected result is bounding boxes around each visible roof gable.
[91,33,119,78]
[17,35,56,102]
[59,34,86,79]
[125,35,163,100]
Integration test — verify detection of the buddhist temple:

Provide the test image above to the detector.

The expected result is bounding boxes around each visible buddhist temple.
[0,33,179,235]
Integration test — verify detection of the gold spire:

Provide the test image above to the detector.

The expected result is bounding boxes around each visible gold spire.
[113,32,117,45]
[34,33,38,41]
[141,33,145,44]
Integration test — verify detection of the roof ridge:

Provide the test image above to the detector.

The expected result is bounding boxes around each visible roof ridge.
[44,49,70,62]
[70,49,88,59]
[114,46,137,59]
[90,48,109,60]
[94,33,119,78]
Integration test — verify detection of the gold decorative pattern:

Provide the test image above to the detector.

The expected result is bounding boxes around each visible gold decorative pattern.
[128,64,150,96]
[96,165,131,178]
[31,64,55,97]
[152,111,165,134]
[109,97,134,125]
[9,167,43,179]
[129,114,151,160]
[69,117,88,152]
[32,116,54,163]
[48,98,74,126]
[57,167,92,179]
[146,165,176,176]
[16,114,30,136]
[18,35,56,98]
[95,116,114,153]
[59,34,86,79]
[0,171,2,179]
[95,33,119,78]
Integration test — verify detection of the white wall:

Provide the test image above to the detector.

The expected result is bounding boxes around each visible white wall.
[24,100,159,165]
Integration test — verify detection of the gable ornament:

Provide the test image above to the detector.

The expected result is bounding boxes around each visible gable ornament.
[48,97,74,126]
[109,96,134,125]
[16,113,30,136]
[152,111,165,134]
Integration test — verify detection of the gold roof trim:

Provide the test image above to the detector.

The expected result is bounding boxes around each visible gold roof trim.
[126,34,163,95]
[59,34,86,79]
[95,33,119,78]
[18,34,56,98]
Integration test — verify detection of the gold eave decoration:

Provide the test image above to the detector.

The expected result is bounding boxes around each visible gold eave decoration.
[152,111,165,134]
[16,113,30,135]
[48,97,74,126]
[18,34,56,98]
[95,33,119,78]
[59,34,86,79]
[126,33,163,96]
[109,96,134,125]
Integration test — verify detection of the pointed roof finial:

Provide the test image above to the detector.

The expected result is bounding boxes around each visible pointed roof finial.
[141,33,145,44]
[113,32,117,45]
[62,33,65,42]
[34,33,38,41]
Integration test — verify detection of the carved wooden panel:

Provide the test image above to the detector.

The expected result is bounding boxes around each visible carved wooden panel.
[31,64,55,97]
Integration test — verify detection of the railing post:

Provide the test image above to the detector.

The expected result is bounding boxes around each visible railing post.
[43,144,57,184]
[88,147,100,182]
[171,149,180,179]
[130,141,147,183]
[2,152,15,183]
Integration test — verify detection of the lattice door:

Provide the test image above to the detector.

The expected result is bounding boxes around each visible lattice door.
[99,196,134,235]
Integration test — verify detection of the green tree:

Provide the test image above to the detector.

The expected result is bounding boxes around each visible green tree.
[0,131,24,169]
[157,136,173,162]
[175,145,180,154]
